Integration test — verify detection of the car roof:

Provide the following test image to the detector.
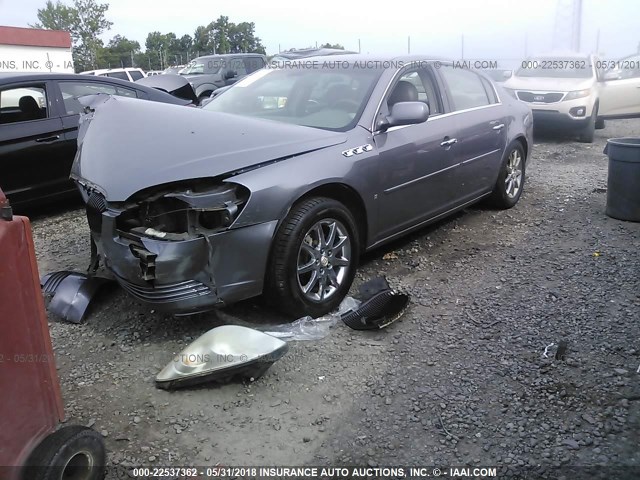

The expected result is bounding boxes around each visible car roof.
[0,72,139,83]
[274,48,358,59]
[193,53,265,60]
[273,53,450,64]
[0,72,189,104]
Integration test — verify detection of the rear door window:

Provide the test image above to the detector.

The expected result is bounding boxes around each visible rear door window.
[0,85,48,124]
[231,59,247,76]
[439,66,491,110]
[58,81,138,115]
[129,70,144,81]
[244,57,265,74]
[104,71,129,81]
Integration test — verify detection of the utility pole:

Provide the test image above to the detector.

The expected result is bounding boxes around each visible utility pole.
[572,0,582,51]
[358,38,361,53]
[553,0,583,51]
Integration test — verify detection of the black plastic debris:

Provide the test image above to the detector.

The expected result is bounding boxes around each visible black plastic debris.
[341,277,410,330]
[41,271,114,323]
[555,339,568,361]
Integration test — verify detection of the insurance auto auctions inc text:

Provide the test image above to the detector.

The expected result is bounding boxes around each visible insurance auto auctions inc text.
[213,466,498,478]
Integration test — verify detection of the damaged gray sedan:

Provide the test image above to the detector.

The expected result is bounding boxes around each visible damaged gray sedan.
[71,55,533,317]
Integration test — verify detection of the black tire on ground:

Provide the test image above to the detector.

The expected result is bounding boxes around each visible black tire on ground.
[198,92,212,103]
[266,197,360,318]
[488,141,526,209]
[578,105,597,143]
[22,425,106,480]
[595,117,605,130]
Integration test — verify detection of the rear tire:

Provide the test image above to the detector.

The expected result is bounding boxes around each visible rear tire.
[266,197,359,318]
[488,142,526,209]
[22,425,106,480]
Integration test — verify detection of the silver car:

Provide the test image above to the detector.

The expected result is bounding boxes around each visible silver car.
[72,55,533,318]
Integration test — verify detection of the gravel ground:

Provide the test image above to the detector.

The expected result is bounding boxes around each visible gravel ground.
[29,119,639,479]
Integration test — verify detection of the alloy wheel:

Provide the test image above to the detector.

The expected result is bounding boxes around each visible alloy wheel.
[505,149,523,198]
[296,219,351,302]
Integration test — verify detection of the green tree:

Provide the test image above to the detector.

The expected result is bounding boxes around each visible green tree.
[101,35,140,68]
[210,16,231,54]
[32,0,113,71]
[192,25,211,57]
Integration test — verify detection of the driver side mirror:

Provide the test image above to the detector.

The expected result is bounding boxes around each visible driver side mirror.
[378,102,430,132]
[224,70,237,80]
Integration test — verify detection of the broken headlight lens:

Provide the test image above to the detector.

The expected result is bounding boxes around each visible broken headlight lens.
[117,182,249,240]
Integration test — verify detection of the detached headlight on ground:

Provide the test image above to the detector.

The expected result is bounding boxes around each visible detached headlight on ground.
[156,325,289,389]
[563,89,591,101]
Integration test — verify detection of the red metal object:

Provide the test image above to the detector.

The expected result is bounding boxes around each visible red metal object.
[0,188,64,480]
[0,25,72,49]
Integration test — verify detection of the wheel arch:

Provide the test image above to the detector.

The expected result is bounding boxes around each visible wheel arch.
[288,182,369,249]
[513,135,529,163]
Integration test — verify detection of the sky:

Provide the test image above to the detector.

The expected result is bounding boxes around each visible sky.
[1,0,639,65]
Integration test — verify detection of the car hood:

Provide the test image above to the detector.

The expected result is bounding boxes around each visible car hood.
[504,76,594,91]
[71,95,347,201]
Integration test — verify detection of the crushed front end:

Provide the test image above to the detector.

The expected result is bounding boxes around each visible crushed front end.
[77,179,277,315]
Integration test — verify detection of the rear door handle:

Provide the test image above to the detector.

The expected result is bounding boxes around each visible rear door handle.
[492,123,505,131]
[36,135,60,143]
[440,138,458,148]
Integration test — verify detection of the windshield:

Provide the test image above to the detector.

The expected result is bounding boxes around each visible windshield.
[181,59,223,75]
[516,58,593,78]
[202,66,383,131]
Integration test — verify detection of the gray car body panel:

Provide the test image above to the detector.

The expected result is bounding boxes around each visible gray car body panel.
[71,95,347,201]
[73,55,532,314]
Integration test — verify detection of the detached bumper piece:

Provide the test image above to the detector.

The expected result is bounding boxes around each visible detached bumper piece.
[41,271,114,323]
[341,276,410,331]
[155,325,289,390]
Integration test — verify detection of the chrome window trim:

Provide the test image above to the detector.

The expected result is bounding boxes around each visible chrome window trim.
[375,103,503,134]
[370,59,448,132]
[371,60,503,133]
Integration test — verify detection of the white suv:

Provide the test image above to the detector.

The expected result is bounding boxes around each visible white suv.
[503,53,640,142]
[80,68,146,82]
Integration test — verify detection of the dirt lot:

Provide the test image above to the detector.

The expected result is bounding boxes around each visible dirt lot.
[30,119,639,479]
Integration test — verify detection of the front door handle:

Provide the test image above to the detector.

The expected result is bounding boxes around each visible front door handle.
[36,135,60,143]
[440,137,458,148]
[492,123,505,131]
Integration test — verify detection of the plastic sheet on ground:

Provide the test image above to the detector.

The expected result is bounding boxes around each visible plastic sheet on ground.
[261,296,360,341]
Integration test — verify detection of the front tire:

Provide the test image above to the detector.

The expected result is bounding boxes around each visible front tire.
[488,142,526,209]
[22,425,106,480]
[266,197,360,318]
[578,105,597,143]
